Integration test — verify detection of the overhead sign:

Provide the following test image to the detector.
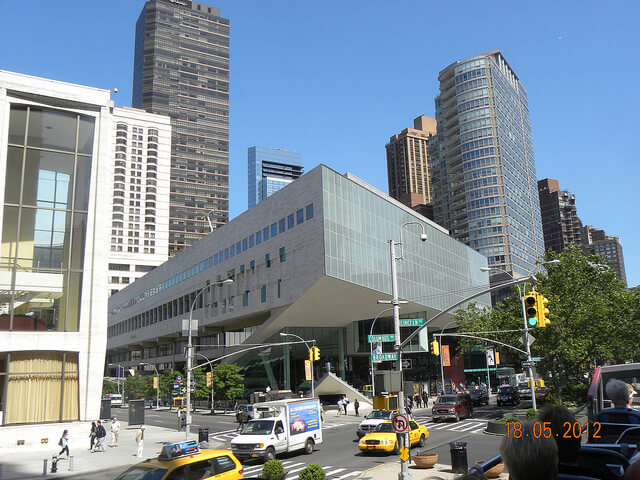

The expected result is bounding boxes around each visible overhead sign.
[442,345,451,367]
[372,353,398,362]
[392,413,409,433]
[368,334,395,343]
[400,318,424,327]
[392,359,413,369]
[304,360,312,381]
[531,357,542,362]
[486,349,495,366]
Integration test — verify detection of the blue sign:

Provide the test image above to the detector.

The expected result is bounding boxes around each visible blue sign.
[176,375,183,384]
[288,401,320,435]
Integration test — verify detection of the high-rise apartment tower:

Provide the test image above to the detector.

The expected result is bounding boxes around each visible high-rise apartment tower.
[583,225,627,284]
[248,146,303,207]
[133,0,229,256]
[386,115,437,213]
[537,178,583,253]
[432,50,544,277]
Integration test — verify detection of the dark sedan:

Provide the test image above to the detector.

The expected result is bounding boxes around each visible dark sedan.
[470,387,489,406]
[496,385,519,406]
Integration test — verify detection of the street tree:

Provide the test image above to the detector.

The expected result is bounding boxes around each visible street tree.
[211,363,244,412]
[455,245,640,401]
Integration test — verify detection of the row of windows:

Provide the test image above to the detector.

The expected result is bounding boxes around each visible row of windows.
[111,203,314,313]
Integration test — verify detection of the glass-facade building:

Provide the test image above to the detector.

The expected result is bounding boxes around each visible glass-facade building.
[248,146,303,208]
[0,70,110,447]
[432,50,544,277]
[133,0,230,256]
[107,165,489,395]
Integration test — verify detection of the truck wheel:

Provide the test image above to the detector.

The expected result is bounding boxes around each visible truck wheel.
[418,434,426,447]
[304,438,314,454]
[264,447,276,461]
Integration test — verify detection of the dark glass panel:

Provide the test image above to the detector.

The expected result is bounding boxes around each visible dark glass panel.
[73,155,92,211]
[77,116,95,155]
[4,147,23,204]
[27,108,77,152]
[8,106,27,145]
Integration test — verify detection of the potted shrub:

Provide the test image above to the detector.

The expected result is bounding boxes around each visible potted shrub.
[486,416,519,435]
[262,459,286,480]
[413,451,438,468]
[298,463,326,480]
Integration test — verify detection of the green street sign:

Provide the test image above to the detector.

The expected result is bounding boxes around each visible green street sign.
[372,353,398,362]
[368,334,395,343]
[400,318,424,327]
[531,357,542,362]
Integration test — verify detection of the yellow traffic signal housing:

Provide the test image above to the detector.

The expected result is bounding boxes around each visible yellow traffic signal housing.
[524,292,538,328]
[308,348,314,362]
[537,295,550,327]
[313,346,320,361]
[431,340,440,356]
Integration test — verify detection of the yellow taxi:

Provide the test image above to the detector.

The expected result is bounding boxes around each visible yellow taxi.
[358,420,429,454]
[114,441,244,480]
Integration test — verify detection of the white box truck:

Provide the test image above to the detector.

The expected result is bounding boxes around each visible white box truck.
[231,398,323,461]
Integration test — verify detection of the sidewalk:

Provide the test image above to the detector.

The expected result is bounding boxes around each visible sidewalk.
[356,461,508,480]
[0,419,224,480]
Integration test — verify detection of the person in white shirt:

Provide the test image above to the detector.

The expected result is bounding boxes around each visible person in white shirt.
[110,417,121,447]
[135,425,145,458]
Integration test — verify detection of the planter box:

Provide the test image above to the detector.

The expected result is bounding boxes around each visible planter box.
[486,421,506,435]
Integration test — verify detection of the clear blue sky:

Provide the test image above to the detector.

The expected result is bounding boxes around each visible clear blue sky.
[1,1,638,286]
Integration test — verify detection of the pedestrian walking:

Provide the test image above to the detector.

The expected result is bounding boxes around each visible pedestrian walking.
[92,420,107,452]
[336,398,343,416]
[110,416,121,447]
[136,425,145,458]
[354,399,360,416]
[180,410,187,431]
[89,421,97,450]
[177,407,182,431]
[422,391,428,408]
[57,429,70,459]
[343,395,349,415]
[236,409,248,432]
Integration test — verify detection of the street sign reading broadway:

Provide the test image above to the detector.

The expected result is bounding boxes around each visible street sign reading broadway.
[368,334,395,343]
[372,353,398,362]
[400,318,424,327]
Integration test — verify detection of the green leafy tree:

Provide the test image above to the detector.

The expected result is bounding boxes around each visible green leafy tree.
[454,246,640,401]
[102,378,118,397]
[159,369,178,404]
[124,373,151,400]
[211,363,244,411]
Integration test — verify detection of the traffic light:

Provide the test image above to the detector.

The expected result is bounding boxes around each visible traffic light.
[536,294,550,327]
[524,292,539,328]
[313,346,320,361]
[308,348,314,362]
[206,371,212,387]
[431,340,440,356]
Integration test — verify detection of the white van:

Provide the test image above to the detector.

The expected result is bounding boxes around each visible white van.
[231,398,323,461]
[107,393,123,407]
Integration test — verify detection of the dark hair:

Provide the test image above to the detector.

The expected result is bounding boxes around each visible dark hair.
[537,404,581,463]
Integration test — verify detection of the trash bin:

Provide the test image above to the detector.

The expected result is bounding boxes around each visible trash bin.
[198,428,209,443]
[449,441,468,474]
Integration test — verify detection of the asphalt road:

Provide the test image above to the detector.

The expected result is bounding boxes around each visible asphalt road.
[88,401,519,479]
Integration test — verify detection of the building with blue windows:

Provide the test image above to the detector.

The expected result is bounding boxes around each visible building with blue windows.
[108,165,490,395]
[248,146,303,207]
[431,50,544,280]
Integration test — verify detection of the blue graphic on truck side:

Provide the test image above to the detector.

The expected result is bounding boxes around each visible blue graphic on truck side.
[288,401,320,434]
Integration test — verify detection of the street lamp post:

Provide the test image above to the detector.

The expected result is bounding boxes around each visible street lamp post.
[186,278,233,440]
[139,362,159,410]
[369,307,395,399]
[385,221,427,480]
[108,363,124,394]
[438,320,457,394]
[279,333,315,398]
[195,353,215,414]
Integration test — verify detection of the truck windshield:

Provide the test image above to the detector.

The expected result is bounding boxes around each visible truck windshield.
[240,420,274,435]
[435,396,457,404]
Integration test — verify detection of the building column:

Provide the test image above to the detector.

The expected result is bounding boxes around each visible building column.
[338,328,346,381]
[283,340,291,391]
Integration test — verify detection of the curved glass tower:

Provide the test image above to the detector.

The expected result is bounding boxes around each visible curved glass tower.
[432,50,544,277]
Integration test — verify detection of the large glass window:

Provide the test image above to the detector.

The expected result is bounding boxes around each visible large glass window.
[1,105,94,332]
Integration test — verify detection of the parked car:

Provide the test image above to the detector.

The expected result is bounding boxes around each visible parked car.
[497,385,520,406]
[105,393,122,407]
[358,420,429,454]
[431,393,472,422]
[469,387,489,406]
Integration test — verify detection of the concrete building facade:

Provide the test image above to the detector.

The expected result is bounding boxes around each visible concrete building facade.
[0,71,110,448]
[248,146,303,208]
[583,225,627,284]
[432,50,544,279]
[133,0,230,255]
[108,107,171,296]
[386,115,437,212]
[107,165,490,393]
[537,178,583,254]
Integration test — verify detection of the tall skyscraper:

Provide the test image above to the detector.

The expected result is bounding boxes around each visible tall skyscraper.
[583,225,627,284]
[537,178,583,253]
[108,107,171,296]
[133,0,230,256]
[386,115,437,215]
[248,146,303,207]
[431,50,544,277]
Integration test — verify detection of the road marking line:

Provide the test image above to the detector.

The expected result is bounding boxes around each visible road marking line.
[334,472,361,479]
[457,422,486,432]
[324,468,346,476]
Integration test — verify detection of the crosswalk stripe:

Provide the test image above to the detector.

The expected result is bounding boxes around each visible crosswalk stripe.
[325,468,346,476]
[334,472,361,479]
[458,422,486,432]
